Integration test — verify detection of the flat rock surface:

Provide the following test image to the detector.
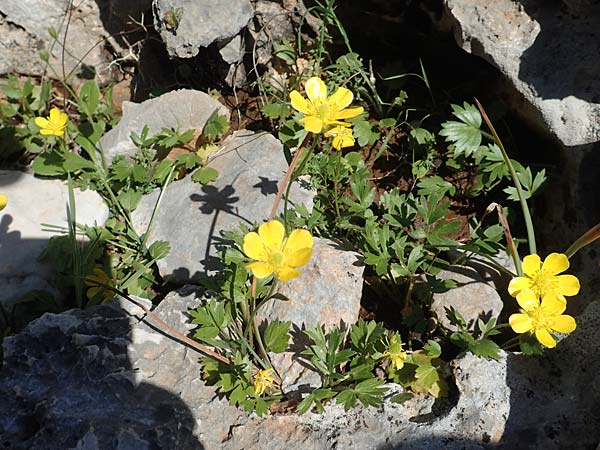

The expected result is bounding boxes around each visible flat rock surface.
[153,0,253,58]
[445,0,600,146]
[100,89,229,164]
[132,130,315,283]
[8,287,600,449]
[0,170,108,304]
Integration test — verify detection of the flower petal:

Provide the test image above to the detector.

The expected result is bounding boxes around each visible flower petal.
[535,328,556,348]
[542,253,569,275]
[258,220,285,251]
[40,128,56,135]
[285,248,312,268]
[58,111,68,126]
[508,276,530,296]
[522,254,541,277]
[539,294,566,315]
[305,77,327,103]
[516,290,540,311]
[243,232,267,261]
[275,266,300,281]
[509,313,533,333]
[333,106,364,120]
[247,261,274,278]
[290,90,311,115]
[549,314,576,334]
[0,194,7,211]
[284,229,313,255]
[35,117,49,129]
[300,116,324,133]
[328,87,353,110]
[555,274,580,296]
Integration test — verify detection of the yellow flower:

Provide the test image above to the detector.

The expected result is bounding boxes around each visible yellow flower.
[325,125,355,150]
[253,368,276,397]
[289,77,363,134]
[243,220,313,282]
[86,267,115,304]
[509,290,576,348]
[0,194,7,211]
[383,334,407,371]
[34,108,68,137]
[508,253,579,305]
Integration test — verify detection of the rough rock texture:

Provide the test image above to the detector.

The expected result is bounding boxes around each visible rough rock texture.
[132,130,315,283]
[431,265,504,331]
[445,0,600,146]
[153,0,254,58]
[257,238,364,394]
[0,170,108,305]
[99,89,229,163]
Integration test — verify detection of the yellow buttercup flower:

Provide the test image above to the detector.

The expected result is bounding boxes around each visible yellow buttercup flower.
[253,368,276,397]
[0,194,7,211]
[383,334,407,371]
[86,267,115,304]
[35,108,68,137]
[325,125,355,151]
[243,220,313,282]
[508,253,579,305]
[290,77,363,134]
[509,290,576,348]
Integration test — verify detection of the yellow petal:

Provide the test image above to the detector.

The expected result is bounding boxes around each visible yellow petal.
[328,87,353,110]
[49,108,62,122]
[275,266,300,281]
[333,132,354,150]
[522,254,541,277]
[539,294,566,315]
[535,328,556,348]
[283,229,313,255]
[243,232,267,261]
[0,194,7,211]
[35,117,49,129]
[555,274,580,296]
[40,128,56,135]
[247,261,274,278]
[508,276,530,296]
[333,106,364,120]
[300,116,324,133]
[516,290,539,311]
[285,248,312,268]
[541,253,569,275]
[258,220,285,251]
[58,111,68,126]
[305,77,327,103]
[290,90,311,115]
[509,313,533,333]
[549,315,576,334]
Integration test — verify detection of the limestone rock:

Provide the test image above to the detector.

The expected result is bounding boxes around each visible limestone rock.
[431,265,504,331]
[153,0,254,58]
[99,89,229,163]
[257,238,364,394]
[445,0,600,146]
[132,130,315,283]
[0,170,108,305]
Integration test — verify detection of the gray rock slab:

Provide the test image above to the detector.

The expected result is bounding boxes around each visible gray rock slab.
[153,0,253,58]
[99,89,229,164]
[7,286,599,449]
[0,0,109,80]
[132,130,315,283]
[445,0,600,146]
[0,170,108,304]
[256,238,364,394]
[431,265,504,331]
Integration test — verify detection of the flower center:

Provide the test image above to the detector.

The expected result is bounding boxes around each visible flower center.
[529,270,557,297]
[315,102,331,120]
[267,250,285,267]
[530,308,552,331]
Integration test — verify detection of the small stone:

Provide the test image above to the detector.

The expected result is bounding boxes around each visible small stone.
[0,170,108,305]
[99,89,229,164]
[430,265,504,331]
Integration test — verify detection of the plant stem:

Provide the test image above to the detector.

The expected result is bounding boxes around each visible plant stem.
[475,99,537,257]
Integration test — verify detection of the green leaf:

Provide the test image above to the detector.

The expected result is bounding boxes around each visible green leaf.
[261,102,291,119]
[63,152,95,172]
[117,189,142,211]
[32,150,67,176]
[469,338,501,360]
[78,80,100,117]
[414,364,439,389]
[439,102,483,157]
[191,166,219,185]
[148,240,170,260]
[519,334,545,356]
[417,176,456,197]
[391,392,414,404]
[423,340,442,358]
[352,118,380,147]
[264,320,291,353]
[203,111,229,137]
